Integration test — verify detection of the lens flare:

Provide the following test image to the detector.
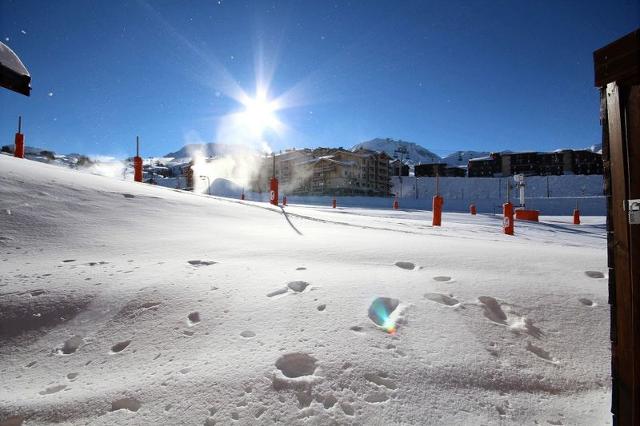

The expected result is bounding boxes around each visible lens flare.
[368,297,400,334]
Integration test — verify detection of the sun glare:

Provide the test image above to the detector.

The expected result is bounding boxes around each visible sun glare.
[240,93,279,134]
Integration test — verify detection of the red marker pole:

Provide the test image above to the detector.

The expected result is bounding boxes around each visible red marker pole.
[432,173,443,226]
[393,196,399,210]
[432,195,443,226]
[283,195,287,206]
[332,197,337,209]
[470,203,477,215]
[573,200,580,225]
[14,116,25,159]
[503,202,514,235]
[269,177,278,206]
[133,136,143,182]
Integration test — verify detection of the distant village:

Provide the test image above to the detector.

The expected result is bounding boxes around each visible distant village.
[2,142,604,196]
[149,146,603,196]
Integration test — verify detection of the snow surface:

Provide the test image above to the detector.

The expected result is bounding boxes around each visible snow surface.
[0,155,611,425]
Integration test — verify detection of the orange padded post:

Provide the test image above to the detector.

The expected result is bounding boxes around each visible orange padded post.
[332,197,337,208]
[393,197,399,210]
[432,195,443,226]
[133,157,143,182]
[269,177,278,206]
[503,202,514,235]
[573,209,580,225]
[283,195,287,206]
[133,136,143,182]
[470,204,477,215]
[14,116,24,158]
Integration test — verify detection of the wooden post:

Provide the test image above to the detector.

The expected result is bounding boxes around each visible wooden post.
[594,29,640,426]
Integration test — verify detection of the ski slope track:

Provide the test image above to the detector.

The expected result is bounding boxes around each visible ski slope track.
[0,155,611,425]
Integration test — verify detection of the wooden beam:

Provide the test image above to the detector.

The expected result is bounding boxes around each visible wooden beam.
[594,30,640,87]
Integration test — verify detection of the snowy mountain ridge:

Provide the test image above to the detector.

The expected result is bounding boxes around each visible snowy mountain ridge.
[352,138,441,165]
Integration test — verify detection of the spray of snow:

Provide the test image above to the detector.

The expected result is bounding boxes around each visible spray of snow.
[189,113,275,195]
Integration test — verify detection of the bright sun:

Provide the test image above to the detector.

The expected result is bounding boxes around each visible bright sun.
[240,93,279,134]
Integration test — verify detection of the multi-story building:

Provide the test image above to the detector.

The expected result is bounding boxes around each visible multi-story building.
[467,150,603,178]
[467,153,502,177]
[414,163,465,177]
[251,147,391,195]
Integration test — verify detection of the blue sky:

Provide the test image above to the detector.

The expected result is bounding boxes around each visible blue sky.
[1,0,638,158]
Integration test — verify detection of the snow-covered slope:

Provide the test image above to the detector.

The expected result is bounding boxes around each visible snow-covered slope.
[441,150,491,167]
[0,155,610,425]
[353,138,441,164]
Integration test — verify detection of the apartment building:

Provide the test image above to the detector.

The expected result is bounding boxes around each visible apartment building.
[251,148,391,195]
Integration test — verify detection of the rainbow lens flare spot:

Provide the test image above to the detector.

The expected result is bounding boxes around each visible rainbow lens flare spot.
[368,297,400,334]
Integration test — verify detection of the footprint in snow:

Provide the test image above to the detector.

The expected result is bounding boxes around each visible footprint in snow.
[287,281,309,292]
[110,340,132,353]
[394,261,415,270]
[478,296,507,324]
[364,371,397,389]
[267,281,310,297]
[187,260,217,267]
[60,335,84,354]
[39,384,66,395]
[122,193,135,199]
[432,276,452,282]
[526,341,558,364]
[240,330,255,338]
[579,298,596,307]
[275,353,317,378]
[187,311,200,325]
[585,271,605,279]
[110,397,141,412]
[424,292,459,306]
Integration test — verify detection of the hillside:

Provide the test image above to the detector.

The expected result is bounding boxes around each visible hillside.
[352,138,441,165]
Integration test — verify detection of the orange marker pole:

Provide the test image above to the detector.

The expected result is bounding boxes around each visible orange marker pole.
[14,116,25,158]
[432,195,443,226]
[470,203,477,215]
[573,208,580,225]
[133,136,143,182]
[332,197,337,208]
[503,201,514,235]
[393,197,399,210]
[269,177,278,206]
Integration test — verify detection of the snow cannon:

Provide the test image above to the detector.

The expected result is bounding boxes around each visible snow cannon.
[14,116,24,158]
[573,208,581,225]
[133,136,143,183]
[503,202,514,235]
[469,203,477,215]
[432,195,443,226]
[393,197,399,210]
[332,197,337,209]
[283,195,287,206]
[269,177,279,206]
